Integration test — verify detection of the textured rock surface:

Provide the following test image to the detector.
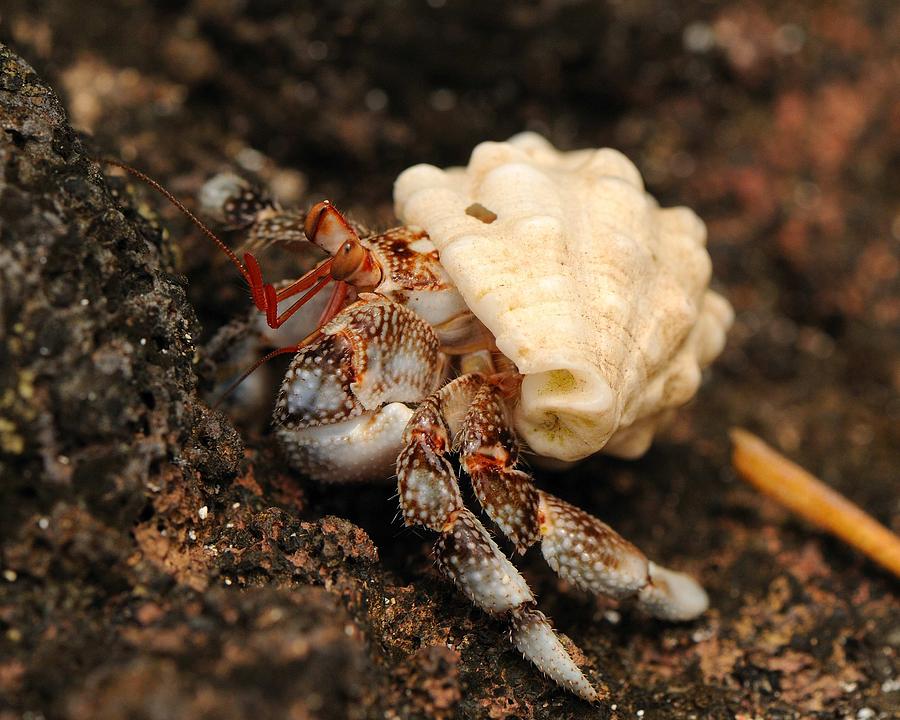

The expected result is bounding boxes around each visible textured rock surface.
[1,2,898,718]
[0,44,374,720]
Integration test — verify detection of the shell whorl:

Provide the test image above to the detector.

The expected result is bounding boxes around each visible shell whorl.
[395,132,733,461]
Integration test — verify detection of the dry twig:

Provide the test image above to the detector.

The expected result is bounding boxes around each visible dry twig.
[730,428,900,579]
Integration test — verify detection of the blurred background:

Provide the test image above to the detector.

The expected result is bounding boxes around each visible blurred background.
[1,1,898,718]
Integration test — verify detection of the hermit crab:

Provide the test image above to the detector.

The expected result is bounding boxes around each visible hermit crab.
[122,133,733,701]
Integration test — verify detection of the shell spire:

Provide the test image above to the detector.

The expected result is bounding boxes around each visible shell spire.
[395,133,733,461]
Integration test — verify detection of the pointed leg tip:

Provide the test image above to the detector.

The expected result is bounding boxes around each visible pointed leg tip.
[573,678,600,703]
[639,562,709,621]
[511,606,599,702]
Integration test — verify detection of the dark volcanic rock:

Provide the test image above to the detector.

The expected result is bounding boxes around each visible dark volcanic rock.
[0,45,377,720]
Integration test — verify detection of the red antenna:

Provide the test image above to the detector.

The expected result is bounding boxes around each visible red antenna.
[104,159,253,286]
[103,159,355,401]
[103,159,344,328]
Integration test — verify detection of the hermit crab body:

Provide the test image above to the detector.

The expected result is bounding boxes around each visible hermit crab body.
[191,133,733,701]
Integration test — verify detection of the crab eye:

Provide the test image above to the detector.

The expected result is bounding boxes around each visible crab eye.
[331,240,366,280]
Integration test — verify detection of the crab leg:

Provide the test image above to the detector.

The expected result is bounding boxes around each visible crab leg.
[199,172,311,250]
[460,383,709,622]
[397,376,599,701]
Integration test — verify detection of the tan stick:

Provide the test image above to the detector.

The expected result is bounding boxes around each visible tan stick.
[730,427,900,579]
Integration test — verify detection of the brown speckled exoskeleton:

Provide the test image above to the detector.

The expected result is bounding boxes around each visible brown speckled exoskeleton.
[114,134,722,702]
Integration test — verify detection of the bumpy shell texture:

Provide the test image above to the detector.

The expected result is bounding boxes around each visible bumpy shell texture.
[394,133,733,462]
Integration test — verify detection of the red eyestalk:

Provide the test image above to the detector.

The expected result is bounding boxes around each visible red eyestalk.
[104,162,383,329]
[103,160,384,400]
[304,201,383,289]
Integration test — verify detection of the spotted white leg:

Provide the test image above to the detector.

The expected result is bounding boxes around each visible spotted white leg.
[537,493,709,621]
[274,294,445,481]
[200,172,279,230]
[199,172,316,254]
[459,384,709,622]
[397,376,599,701]
[458,384,541,554]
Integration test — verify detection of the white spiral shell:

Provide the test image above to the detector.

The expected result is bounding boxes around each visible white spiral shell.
[394,133,733,462]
